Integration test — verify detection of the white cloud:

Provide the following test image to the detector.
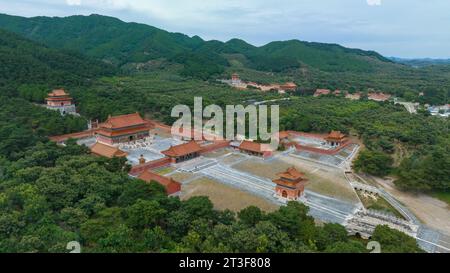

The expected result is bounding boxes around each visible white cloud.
[367,0,382,6]
[66,0,81,6]
[1,0,450,58]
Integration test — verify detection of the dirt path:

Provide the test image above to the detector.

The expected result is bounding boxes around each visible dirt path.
[374,177,450,235]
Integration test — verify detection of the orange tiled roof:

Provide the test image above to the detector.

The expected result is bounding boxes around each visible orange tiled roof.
[273,167,307,189]
[96,125,150,137]
[368,92,392,101]
[314,89,331,96]
[281,82,297,89]
[326,131,346,140]
[138,171,181,195]
[162,141,202,157]
[277,167,306,180]
[90,142,128,158]
[100,113,146,129]
[48,89,69,97]
[278,131,290,139]
[239,140,263,153]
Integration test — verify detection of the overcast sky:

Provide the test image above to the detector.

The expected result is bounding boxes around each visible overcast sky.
[0,0,449,58]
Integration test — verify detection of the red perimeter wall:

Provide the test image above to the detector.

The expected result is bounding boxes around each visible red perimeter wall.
[129,157,172,176]
[290,140,351,155]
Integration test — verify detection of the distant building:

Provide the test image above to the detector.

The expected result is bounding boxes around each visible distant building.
[368,92,392,102]
[345,92,362,100]
[280,82,298,92]
[314,89,331,97]
[231,73,242,85]
[273,167,308,201]
[96,113,152,145]
[90,142,128,158]
[161,140,203,163]
[428,104,450,118]
[45,89,76,116]
[325,131,348,147]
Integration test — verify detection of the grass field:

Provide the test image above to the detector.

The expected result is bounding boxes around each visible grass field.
[356,191,405,219]
[431,191,450,206]
[234,157,359,203]
[167,171,198,183]
[152,167,175,175]
[181,177,279,212]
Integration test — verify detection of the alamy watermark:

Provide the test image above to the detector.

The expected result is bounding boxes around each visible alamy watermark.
[171,97,280,151]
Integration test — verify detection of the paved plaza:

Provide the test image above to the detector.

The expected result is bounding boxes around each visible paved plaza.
[173,154,358,225]
[121,136,184,165]
[290,143,359,168]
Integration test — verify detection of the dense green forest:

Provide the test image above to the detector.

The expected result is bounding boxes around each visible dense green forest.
[0,13,449,104]
[0,140,421,253]
[0,29,116,89]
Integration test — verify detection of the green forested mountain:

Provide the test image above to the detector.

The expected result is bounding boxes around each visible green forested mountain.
[0,13,205,65]
[1,13,449,104]
[390,57,450,67]
[0,28,116,89]
[0,13,391,72]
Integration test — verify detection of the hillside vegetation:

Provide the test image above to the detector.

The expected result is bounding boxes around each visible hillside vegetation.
[0,13,449,104]
[0,29,116,89]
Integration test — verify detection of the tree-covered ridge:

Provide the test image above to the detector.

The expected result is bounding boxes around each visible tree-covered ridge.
[0,13,390,72]
[0,29,117,89]
[0,97,86,161]
[1,13,449,103]
[0,141,422,253]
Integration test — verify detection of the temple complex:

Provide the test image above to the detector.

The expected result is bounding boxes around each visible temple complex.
[161,140,203,163]
[273,167,308,201]
[325,131,347,147]
[45,89,76,115]
[95,113,152,145]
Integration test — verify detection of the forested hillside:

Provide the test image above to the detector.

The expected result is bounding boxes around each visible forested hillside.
[0,29,116,89]
[1,13,449,104]
[0,13,392,72]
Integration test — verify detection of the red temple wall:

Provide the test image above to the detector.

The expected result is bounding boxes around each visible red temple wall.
[96,135,114,145]
[200,141,231,154]
[275,185,305,200]
[129,157,172,176]
[287,140,351,155]
[47,100,72,107]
